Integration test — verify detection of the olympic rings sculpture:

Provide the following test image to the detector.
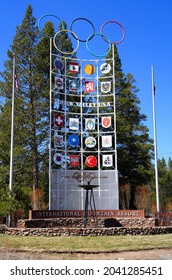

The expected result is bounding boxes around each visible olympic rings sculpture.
[38,15,125,57]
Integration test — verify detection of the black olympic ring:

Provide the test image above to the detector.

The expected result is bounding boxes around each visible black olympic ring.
[70,17,95,42]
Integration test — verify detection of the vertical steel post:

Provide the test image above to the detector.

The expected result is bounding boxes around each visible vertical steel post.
[8,54,15,226]
[9,54,15,193]
[151,65,160,212]
[112,43,119,209]
[49,39,52,210]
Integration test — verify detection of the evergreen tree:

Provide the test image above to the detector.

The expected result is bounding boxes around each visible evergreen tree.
[167,157,172,197]
[0,5,78,214]
[156,157,172,211]
[0,5,49,211]
[117,73,153,185]
[106,45,153,209]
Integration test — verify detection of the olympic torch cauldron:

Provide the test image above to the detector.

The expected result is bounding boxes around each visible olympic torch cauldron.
[77,173,99,227]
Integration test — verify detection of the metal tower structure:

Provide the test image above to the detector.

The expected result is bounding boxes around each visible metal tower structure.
[38,17,125,211]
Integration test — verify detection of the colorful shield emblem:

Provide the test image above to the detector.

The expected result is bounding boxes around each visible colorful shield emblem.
[85,118,95,130]
[54,114,64,127]
[84,64,95,75]
[53,153,63,165]
[85,156,97,168]
[69,61,79,73]
[55,77,63,90]
[54,59,63,70]
[102,135,112,148]
[102,116,111,128]
[69,118,79,130]
[85,81,94,92]
[102,154,113,167]
[68,134,79,147]
[69,79,79,92]
[54,135,63,147]
[85,137,96,148]
[70,155,79,167]
[101,81,111,93]
[100,63,111,74]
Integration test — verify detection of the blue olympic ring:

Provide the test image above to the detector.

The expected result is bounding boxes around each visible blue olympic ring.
[38,14,64,38]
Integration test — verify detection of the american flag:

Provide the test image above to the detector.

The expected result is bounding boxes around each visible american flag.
[154,84,156,94]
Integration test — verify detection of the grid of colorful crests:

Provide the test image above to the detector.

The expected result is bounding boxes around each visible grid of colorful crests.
[52,54,116,171]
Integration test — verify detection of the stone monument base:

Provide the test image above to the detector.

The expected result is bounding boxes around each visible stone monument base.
[18,216,156,229]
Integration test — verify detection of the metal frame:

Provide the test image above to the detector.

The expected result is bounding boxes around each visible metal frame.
[49,45,119,210]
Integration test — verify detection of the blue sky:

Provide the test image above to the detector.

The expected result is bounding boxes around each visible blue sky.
[0,0,172,162]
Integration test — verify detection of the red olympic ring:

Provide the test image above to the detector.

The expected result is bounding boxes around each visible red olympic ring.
[100,20,125,44]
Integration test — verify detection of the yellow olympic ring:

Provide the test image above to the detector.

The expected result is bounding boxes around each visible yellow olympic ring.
[53,29,80,55]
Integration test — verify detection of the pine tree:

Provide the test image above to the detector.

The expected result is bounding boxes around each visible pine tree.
[156,157,172,211]
[106,44,153,209]
[117,73,153,184]
[0,6,78,213]
[0,5,48,211]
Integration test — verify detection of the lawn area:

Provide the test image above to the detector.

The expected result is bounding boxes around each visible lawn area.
[0,234,172,252]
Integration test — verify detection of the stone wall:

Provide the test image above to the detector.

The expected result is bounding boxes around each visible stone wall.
[2,214,172,236]
[17,217,157,229]
[1,217,172,236]
[1,226,172,236]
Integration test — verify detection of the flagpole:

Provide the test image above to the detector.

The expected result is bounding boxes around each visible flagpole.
[151,65,160,213]
[9,54,15,193]
[8,54,15,226]
[49,39,52,210]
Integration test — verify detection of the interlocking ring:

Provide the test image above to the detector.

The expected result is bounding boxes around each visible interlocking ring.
[53,29,80,55]
[86,33,111,57]
[38,14,64,38]
[38,15,125,56]
[72,172,96,182]
[70,17,95,42]
[85,172,96,182]
[100,20,125,44]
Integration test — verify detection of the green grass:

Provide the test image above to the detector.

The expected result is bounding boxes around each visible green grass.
[0,234,172,252]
